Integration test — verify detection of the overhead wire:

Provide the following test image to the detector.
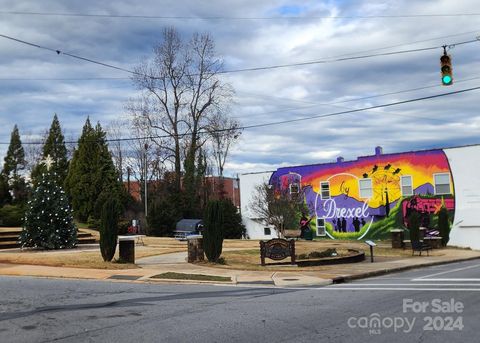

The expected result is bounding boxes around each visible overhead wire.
[2,10,480,20]
[0,33,478,77]
[3,84,479,145]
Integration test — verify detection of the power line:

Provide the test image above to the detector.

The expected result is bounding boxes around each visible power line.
[4,84,480,146]
[0,34,142,77]
[1,29,479,81]
[233,74,480,119]
[220,38,479,74]
[2,10,480,20]
[0,33,478,77]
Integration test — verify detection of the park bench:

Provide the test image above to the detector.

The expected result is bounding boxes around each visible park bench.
[411,240,432,256]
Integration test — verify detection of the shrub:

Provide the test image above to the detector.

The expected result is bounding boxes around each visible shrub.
[0,204,24,227]
[203,200,224,262]
[118,220,130,235]
[221,199,246,239]
[147,195,182,236]
[99,198,121,262]
[437,207,450,246]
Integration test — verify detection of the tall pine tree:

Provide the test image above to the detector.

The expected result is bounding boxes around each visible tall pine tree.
[2,124,28,204]
[65,118,123,222]
[20,157,77,249]
[31,114,68,185]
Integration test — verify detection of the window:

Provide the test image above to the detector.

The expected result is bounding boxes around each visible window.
[316,218,326,236]
[264,227,271,236]
[359,179,373,198]
[434,173,451,195]
[320,181,330,199]
[289,183,300,194]
[401,175,413,196]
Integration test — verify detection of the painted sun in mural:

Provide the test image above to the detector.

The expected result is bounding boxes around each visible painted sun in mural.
[366,164,402,208]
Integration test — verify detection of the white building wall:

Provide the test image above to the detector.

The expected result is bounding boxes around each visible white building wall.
[239,171,277,240]
[444,145,480,250]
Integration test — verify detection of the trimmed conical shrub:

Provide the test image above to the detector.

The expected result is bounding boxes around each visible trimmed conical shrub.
[438,207,450,246]
[99,198,121,262]
[203,200,224,262]
[408,210,421,242]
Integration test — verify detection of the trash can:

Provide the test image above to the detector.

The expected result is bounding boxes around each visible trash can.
[118,236,135,263]
[304,229,313,241]
[390,229,404,248]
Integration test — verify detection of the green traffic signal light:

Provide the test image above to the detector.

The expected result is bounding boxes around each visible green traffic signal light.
[442,75,452,85]
[440,51,453,86]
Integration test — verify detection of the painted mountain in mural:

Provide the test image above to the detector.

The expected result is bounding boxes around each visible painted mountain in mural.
[414,183,434,195]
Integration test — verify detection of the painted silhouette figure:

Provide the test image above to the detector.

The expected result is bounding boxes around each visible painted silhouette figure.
[353,217,360,232]
[336,217,342,232]
[341,217,347,232]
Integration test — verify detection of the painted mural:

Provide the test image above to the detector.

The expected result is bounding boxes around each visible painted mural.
[269,149,455,240]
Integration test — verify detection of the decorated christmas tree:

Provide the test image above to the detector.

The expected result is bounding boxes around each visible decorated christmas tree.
[20,156,77,249]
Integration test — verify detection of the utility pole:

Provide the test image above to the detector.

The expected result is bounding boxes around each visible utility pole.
[144,143,148,218]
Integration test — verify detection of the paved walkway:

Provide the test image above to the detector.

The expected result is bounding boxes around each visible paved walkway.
[0,247,479,287]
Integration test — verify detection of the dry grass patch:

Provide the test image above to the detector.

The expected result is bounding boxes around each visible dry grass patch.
[0,240,185,269]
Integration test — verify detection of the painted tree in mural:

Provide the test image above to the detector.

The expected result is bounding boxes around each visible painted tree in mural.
[250,182,309,237]
[20,156,77,249]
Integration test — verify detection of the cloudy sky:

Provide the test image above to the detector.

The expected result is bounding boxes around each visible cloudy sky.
[0,0,479,176]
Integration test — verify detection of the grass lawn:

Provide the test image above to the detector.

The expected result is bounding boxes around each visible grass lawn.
[0,234,187,269]
[151,272,231,282]
[208,240,440,271]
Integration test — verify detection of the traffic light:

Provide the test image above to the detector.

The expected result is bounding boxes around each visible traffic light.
[440,52,453,86]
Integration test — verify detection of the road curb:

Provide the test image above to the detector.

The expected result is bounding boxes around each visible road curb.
[332,255,480,283]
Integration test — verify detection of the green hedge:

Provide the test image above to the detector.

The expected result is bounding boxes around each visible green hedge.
[0,205,24,227]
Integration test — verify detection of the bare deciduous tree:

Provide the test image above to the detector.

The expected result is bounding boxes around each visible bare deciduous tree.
[208,112,241,178]
[130,27,233,214]
[249,182,309,238]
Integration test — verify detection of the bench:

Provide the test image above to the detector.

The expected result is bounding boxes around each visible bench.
[411,240,432,256]
[423,236,443,249]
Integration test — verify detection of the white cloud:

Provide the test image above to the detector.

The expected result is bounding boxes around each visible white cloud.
[0,0,479,175]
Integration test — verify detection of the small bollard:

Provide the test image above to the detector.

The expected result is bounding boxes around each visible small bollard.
[365,240,377,263]
[118,236,135,263]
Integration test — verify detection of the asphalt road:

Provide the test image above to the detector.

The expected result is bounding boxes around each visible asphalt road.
[1,259,480,342]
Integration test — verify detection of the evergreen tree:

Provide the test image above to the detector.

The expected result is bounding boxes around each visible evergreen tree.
[31,114,68,185]
[65,118,123,222]
[221,199,246,239]
[203,200,225,262]
[0,173,11,206]
[20,165,77,249]
[2,124,27,204]
[65,118,96,222]
[99,198,120,261]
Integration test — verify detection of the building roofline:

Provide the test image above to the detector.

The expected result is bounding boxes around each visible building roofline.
[271,142,480,171]
[239,171,275,176]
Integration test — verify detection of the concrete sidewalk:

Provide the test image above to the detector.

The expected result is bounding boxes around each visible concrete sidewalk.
[0,247,479,287]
